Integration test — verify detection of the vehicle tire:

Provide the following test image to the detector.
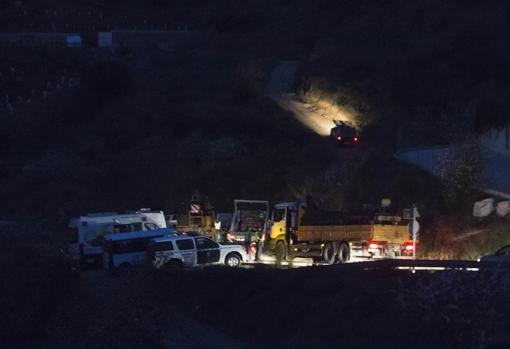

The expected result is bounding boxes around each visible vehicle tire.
[118,262,132,273]
[337,242,350,263]
[275,241,286,264]
[164,260,183,273]
[312,257,322,265]
[225,253,242,267]
[323,242,336,265]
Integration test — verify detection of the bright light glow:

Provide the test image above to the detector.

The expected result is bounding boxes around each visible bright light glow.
[369,243,379,249]
[253,253,313,268]
[273,97,341,136]
[396,266,479,272]
[354,136,358,142]
[405,245,414,251]
[337,136,342,141]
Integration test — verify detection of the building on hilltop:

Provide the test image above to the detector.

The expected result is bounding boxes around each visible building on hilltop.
[97,30,200,50]
[0,32,82,48]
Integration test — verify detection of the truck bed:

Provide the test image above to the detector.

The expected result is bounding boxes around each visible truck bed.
[297,223,409,244]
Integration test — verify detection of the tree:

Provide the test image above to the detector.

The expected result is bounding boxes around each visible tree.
[439,140,483,211]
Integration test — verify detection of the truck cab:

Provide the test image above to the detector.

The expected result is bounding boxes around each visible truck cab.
[267,201,311,262]
[269,202,303,250]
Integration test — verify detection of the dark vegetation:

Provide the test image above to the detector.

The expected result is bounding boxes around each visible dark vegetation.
[33,266,510,349]
[0,224,75,348]
[1,47,333,221]
[2,0,509,219]
[1,0,508,219]
[295,0,510,147]
[1,1,510,347]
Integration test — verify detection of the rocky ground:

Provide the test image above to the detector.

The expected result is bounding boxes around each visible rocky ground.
[22,263,510,349]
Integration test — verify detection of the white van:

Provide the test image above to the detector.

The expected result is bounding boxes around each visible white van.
[68,209,167,266]
[103,228,177,271]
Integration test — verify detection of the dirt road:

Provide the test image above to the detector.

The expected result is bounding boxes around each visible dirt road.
[266,61,336,136]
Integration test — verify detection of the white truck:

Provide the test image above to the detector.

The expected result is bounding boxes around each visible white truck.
[68,208,167,266]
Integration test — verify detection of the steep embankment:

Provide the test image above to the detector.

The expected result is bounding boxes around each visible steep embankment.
[3,0,509,220]
[0,49,335,220]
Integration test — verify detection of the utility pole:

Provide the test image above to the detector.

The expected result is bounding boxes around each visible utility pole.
[411,204,420,260]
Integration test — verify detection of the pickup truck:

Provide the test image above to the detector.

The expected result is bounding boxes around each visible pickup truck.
[147,235,247,269]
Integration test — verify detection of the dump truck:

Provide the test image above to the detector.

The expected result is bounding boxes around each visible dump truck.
[267,199,414,264]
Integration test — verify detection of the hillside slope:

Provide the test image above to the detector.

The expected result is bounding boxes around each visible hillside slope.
[0,48,336,221]
[2,0,508,223]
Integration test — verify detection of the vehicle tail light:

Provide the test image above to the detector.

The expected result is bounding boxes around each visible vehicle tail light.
[403,242,414,251]
[368,241,379,249]
[249,243,257,254]
[337,136,342,141]
[354,136,359,142]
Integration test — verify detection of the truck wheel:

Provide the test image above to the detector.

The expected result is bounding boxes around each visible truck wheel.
[323,242,336,265]
[275,241,286,264]
[337,243,350,263]
[164,260,183,273]
[225,253,242,267]
[312,257,322,265]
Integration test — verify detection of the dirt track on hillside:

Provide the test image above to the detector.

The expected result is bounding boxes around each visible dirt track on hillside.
[266,61,336,136]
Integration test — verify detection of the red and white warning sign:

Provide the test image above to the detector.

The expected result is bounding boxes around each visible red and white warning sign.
[190,203,201,214]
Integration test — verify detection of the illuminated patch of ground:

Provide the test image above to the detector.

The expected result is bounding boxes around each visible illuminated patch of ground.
[267,61,350,136]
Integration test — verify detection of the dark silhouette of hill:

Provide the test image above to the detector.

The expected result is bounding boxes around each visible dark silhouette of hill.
[2,4,510,349]
[1,0,509,222]
[1,48,335,221]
